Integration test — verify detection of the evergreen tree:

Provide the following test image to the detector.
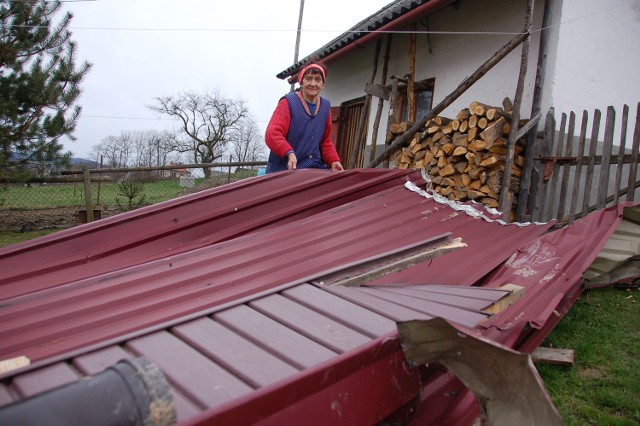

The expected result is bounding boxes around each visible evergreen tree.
[0,1,92,178]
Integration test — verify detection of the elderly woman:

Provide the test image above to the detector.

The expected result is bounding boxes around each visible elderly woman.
[264,62,344,173]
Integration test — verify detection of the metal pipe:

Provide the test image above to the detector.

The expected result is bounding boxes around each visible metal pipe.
[0,357,176,426]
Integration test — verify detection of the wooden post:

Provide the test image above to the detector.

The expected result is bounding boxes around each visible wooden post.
[568,110,589,223]
[517,0,553,221]
[613,105,629,204]
[82,166,94,223]
[350,38,382,169]
[369,34,393,164]
[557,112,575,220]
[383,76,400,168]
[546,113,566,220]
[626,102,640,202]
[531,108,554,222]
[597,106,616,208]
[408,23,417,123]
[367,31,529,168]
[581,109,601,218]
[499,0,534,220]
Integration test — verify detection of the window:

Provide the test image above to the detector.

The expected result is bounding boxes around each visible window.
[397,78,435,123]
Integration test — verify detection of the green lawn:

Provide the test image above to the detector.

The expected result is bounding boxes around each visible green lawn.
[1,179,204,210]
[538,287,640,425]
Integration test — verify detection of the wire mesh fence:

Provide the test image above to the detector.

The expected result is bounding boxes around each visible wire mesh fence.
[0,163,264,232]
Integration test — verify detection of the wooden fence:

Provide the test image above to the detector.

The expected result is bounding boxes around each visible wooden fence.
[521,103,640,223]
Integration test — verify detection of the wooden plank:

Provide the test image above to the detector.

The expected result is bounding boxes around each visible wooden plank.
[568,110,589,223]
[581,109,601,217]
[249,294,370,354]
[531,108,555,222]
[483,284,525,314]
[597,106,616,208]
[214,305,337,369]
[626,102,640,202]
[364,82,390,100]
[283,284,395,338]
[557,112,576,220]
[0,356,30,374]
[546,113,567,221]
[531,347,575,366]
[614,104,629,204]
[126,331,253,409]
[173,317,298,388]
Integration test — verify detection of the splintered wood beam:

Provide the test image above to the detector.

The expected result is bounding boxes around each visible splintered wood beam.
[483,284,525,314]
[315,234,466,287]
[367,31,529,168]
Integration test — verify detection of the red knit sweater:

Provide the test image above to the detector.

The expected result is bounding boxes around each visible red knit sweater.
[265,97,341,166]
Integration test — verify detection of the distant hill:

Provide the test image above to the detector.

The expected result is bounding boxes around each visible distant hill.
[69,157,101,169]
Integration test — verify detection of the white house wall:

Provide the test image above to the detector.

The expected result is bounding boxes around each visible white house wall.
[549,0,640,141]
[324,0,545,150]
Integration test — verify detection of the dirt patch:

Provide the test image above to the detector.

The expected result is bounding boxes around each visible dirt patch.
[0,207,121,232]
[580,367,606,380]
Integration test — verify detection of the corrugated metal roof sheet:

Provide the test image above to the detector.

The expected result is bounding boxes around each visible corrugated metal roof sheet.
[0,169,632,425]
[0,172,550,364]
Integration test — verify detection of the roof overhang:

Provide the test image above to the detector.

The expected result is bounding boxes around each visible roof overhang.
[276,0,457,82]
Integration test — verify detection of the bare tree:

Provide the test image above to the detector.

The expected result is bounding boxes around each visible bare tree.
[229,121,267,168]
[92,133,132,167]
[92,130,178,168]
[149,90,249,178]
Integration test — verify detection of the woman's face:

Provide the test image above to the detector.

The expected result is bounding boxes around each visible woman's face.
[301,72,325,101]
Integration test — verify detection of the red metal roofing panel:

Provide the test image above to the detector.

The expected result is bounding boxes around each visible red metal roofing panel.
[172,318,299,388]
[214,305,338,370]
[0,281,508,424]
[0,169,427,299]
[1,173,548,364]
[0,170,631,426]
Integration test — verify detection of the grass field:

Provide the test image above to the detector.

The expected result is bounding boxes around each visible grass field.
[0,179,206,210]
[538,287,640,425]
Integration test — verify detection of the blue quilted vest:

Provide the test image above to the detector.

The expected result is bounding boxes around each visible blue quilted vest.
[266,91,331,173]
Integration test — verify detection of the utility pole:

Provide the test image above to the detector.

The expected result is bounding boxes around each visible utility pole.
[291,0,305,92]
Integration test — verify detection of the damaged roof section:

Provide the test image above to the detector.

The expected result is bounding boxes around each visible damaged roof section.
[0,169,636,425]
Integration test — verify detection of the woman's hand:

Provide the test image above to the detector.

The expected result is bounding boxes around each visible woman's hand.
[287,152,298,170]
[330,161,344,171]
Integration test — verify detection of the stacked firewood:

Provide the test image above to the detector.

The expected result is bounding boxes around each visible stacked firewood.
[392,101,527,210]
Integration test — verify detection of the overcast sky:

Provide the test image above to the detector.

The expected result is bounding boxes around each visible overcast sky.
[59,0,392,159]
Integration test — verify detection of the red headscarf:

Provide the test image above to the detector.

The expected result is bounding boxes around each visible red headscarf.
[297,64,326,85]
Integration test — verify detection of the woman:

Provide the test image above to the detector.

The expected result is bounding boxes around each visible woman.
[264,62,344,173]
